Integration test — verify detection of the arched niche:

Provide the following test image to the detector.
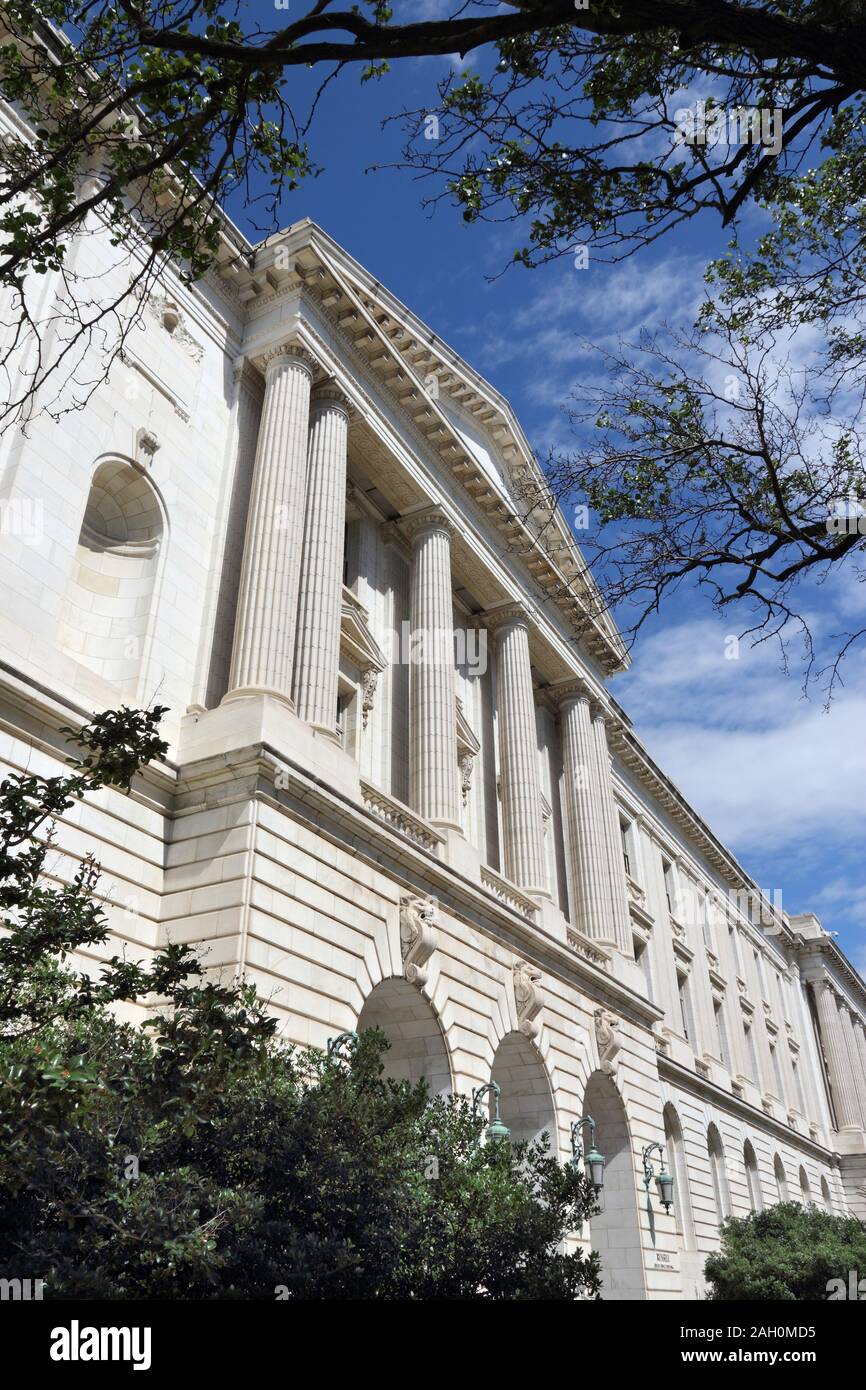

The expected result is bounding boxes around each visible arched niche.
[773,1153,789,1202]
[707,1123,731,1224]
[584,1069,645,1300]
[664,1102,695,1250]
[59,458,164,699]
[744,1139,763,1213]
[357,976,452,1098]
[489,1030,556,1148]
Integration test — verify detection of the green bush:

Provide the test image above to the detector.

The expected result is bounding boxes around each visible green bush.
[705,1202,866,1300]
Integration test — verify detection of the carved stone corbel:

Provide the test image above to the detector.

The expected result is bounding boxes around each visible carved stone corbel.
[458,749,475,806]
[399,894,438,987]
[514,960,543,1041]
[360,667,379,730]
[594,1007,621,1076]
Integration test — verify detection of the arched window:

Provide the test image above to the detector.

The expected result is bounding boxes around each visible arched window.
[59,458,164,699]
[744,1140,763,1213]
[820,1176,833,1214]
[799,1166,811,1205]
[664,1103,695,1250]
[707,1123,731,1224]
[773,1153,789,1202]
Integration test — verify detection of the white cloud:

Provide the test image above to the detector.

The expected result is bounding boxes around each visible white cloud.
[615,616,866,854]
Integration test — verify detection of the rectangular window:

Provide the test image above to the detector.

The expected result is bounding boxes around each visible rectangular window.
[754,949,768,1001]
[776,971,788,1022]
[771,1043,785,1102]
[728,923,742,977]
[744,1020,759,1084]
[678,971,697,1047]
[620,818,632,879]
[792,1058,806,1114]
[634,936,653,1001]
[714,999,730,1069]
[663,858,675,915]
[700,894,714,951]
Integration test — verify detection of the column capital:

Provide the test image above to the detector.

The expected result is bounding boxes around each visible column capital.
[260,340,318,379]
[310,380,353,421]
[482,601,531,634]
[549,675,593,709]
[401,507,456,545]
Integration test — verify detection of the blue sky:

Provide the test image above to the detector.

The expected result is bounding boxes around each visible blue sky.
[222,12,865,971]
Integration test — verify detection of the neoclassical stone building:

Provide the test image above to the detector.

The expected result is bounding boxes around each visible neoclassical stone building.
[2,153,865,1295]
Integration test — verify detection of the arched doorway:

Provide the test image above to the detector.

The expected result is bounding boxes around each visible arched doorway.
[357,976,452,1097]
[798,1165,811,1205]
[773,1153,789,1202]
[489,1031,556,1147]
[584,1069,644,1300]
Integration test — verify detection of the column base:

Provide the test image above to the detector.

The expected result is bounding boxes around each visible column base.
[178,694,361,802]
[306,720,342,746]
[222,684,295,711]
[429,817,464,836]
[526,886,553,904]
[834,1127,866,1154]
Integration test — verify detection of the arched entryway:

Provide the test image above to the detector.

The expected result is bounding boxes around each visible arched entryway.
[357,976,452,1097]
[584,1069,644,1300]
[488,1031,556,1147]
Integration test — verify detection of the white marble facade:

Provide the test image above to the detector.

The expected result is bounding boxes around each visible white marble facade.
[1,145,865,1298]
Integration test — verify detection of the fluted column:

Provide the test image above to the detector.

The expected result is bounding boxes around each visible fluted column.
[815,981,862,1130]
[592,710,633,955]
[406,511,460,829]
[558,687,618,947]
[855,1020,866,1127]
[292,384,351,734]
[227,344,315,703]
[839,1003,866,1129]
[488,605,548,897]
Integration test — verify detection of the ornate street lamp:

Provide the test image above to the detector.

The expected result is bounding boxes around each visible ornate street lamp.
[472,1081,511,1144]
[571,1115,606,1193]
[642,1141,674,1213]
